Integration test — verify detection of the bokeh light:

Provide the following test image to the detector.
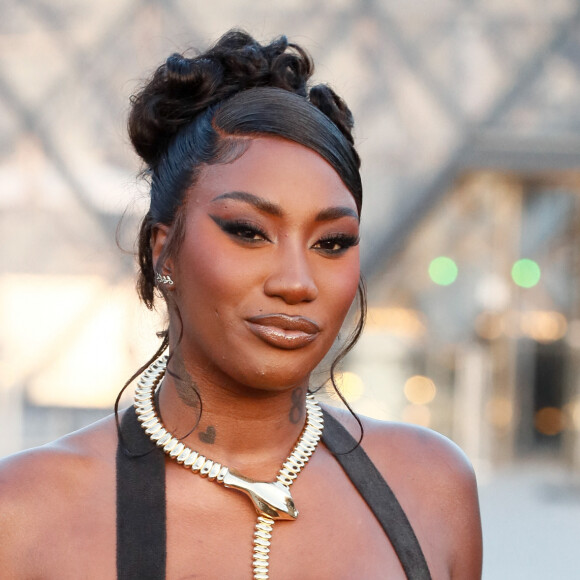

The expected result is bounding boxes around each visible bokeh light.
[534,407,564,436]
[366,307,426,338]
[520,311,567,343]
[428,256,458,286]
[404,375,437,405]
[511,259,541,288]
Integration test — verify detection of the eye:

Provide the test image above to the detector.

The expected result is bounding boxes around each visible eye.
[210,216,270,244]
[313,233,360,256]
[228,223,266,241]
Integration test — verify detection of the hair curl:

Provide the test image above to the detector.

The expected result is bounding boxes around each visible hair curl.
[119,29,366,448]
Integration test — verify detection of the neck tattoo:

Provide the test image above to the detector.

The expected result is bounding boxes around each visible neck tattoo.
[134,353,324,579]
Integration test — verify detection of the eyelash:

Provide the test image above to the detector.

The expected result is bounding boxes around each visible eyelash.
[313,233,360,256]
[211,216,359,255]
[211,217,270,243]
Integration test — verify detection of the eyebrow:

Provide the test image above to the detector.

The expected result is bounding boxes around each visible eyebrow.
[211,190,359,222]
[315,206,359,222]
[211,191,283,217]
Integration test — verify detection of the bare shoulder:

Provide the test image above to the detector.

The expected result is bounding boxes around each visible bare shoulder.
[0,411,119,486]
[364,414,476,485]
[323,406,483,578]
[323,405,476,481]
[0,413,119,573]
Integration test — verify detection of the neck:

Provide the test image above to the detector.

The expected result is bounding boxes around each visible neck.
[156,358,309,479]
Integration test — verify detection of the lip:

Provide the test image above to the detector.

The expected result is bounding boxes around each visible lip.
[246,314,321,350]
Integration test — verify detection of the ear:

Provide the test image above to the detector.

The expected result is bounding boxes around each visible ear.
[151,224,173,275]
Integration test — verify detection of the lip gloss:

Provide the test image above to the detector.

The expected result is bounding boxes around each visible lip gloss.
[245,314,320,350]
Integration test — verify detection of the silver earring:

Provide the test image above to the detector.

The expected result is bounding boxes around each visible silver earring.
[155,272,174,286]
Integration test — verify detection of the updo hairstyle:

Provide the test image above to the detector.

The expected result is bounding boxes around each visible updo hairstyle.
[128,29,362,310]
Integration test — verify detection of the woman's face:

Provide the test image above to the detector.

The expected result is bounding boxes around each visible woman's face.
[155,137,360,393]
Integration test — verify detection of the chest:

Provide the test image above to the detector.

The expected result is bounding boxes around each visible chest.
[30,445,444,580]
[163,453,408,579]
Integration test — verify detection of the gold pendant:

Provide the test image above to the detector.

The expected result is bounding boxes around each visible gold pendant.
[223,469,298,520]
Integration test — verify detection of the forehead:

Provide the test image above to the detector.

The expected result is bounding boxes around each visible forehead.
[190,137,357,212]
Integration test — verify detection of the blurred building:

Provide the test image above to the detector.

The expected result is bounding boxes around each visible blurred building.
[2,0,580,477]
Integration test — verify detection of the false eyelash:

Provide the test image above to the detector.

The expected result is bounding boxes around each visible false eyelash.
[314,233,360,255]
[209,215,270,242]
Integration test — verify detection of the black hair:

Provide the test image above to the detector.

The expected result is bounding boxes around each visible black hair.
[117,29,366,448]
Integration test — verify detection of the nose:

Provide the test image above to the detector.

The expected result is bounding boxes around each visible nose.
[264,243,318,305]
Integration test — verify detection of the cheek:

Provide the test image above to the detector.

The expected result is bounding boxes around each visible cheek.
[175,235,260,313]
[321,255,361,324]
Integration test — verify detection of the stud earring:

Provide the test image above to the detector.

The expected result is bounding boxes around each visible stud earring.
[155,272,174,286]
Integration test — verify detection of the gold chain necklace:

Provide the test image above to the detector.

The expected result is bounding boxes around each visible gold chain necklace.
[134,353,324,579]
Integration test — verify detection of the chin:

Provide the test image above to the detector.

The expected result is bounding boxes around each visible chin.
[232,358,321,393]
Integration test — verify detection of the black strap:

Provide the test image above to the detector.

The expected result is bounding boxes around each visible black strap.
[321,409,432,580]
[116,408,166,579]
[116,407,431,579]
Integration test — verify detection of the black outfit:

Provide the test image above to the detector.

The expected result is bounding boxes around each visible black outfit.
[116,407,431,579]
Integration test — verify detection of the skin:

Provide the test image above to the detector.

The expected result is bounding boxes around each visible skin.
[0,137,482,578]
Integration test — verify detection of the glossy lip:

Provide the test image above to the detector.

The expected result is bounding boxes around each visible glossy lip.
[246,314,321,350]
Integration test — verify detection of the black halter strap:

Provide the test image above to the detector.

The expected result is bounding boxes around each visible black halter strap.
[116,407,431,579]
[321,410,432,580]
[116,408,166,579]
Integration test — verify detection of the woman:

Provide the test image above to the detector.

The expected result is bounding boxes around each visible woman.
[0,31,482,579]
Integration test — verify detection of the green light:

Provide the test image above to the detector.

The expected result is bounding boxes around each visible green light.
[511,259,541,288]
[429,256,458,286]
